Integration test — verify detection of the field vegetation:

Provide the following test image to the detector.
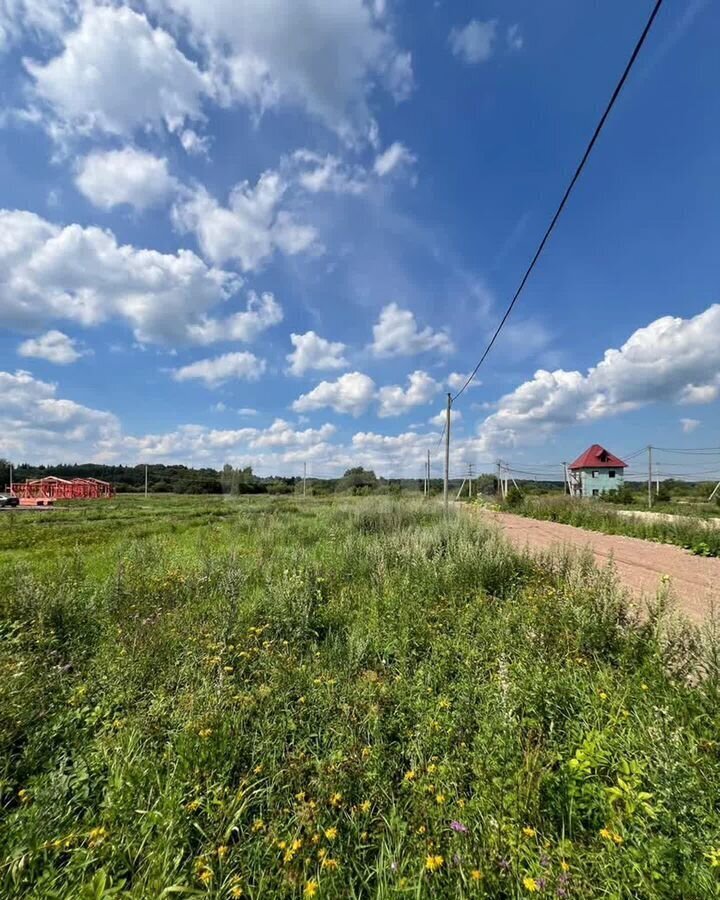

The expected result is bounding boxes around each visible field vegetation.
[2,496,720,898]
[503,495,720,558]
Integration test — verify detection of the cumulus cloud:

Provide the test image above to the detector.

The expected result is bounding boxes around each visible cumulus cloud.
[184,291,283,345]
[447,372,481,392]
[75,148,178,210]
[155,0,413,141]
[172,173,317,271]
[476,304,720,451]
[449,19,497,64]
[17,330,85,365]
[680,417,700,433]
[429,407,462,427]
[0,369,120,459]
[292,371,376,416]
[377,370,440,417]
[173,351,265,387]
[287,331,348,376]
[373,141,416,177]
[507,24,524,51]
[291,149,367,194]
[25,5,211,142]
[371,303,453,357]
[0,208,248,345]
[0,0,74,52]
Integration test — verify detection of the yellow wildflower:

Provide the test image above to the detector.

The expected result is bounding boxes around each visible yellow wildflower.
[318,848,328,861]
[217,845,229,861]
[296,791,307,802]
[87,826,108,847]
[324,826,338,841]
[360,800,371,814]
[470,869,483,881]
[522,827,536,838]
[599,827,623,844]
[403,770,416,782]
[416,825,426,835]
[425,855,444,872]
[560,860,570,872]
[523,876,539,893]
[598,691,608,701]
[304,881,319,897]
[230,885,244,897]
[330,792,342,807]
[253,764,264,775]
[706,848,720,868]
[435,793,446,805]
[427,764,437,775]
[251,819,265,833]
[18,789,31,805]
[199,869,213,885]
[641,683,648,691]
[321,857,339,871]
[198,728,213,739]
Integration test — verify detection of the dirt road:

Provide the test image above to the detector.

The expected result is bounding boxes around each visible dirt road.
[479,509,720,625]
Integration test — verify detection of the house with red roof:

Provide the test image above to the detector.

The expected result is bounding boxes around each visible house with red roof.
[567,444,627,498]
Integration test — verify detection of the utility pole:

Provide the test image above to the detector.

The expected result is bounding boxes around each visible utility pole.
[496,461,502,500]
[9,464,13,494]
[647,445,653,509]
[468,462,474,499]
[144,464,148,498]
[426,449,430,498]
[443,393,451,516]
[303,461,307,498]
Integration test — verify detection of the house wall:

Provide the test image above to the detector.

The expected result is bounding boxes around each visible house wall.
[579,468,624,497]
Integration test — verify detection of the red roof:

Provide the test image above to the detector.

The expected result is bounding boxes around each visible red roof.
[569,444,627,470]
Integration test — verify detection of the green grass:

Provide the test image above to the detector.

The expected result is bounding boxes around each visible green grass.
[1,495,720,898]
[505,495,720,558]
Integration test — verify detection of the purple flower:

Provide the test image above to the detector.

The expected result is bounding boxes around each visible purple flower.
[498,858,510,872]
[557,889,568,898]
[450,820,468,834]
[537,878,547,890]
[540,854,550,868]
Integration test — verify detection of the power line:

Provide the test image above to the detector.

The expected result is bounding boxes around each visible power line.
[451,0,665,403]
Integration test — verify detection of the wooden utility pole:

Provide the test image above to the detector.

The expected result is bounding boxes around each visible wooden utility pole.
[468,462,474,499]
[144,464,148,498]
[9,464,13,494]
[647,445,653,508]
[443,393,451,516]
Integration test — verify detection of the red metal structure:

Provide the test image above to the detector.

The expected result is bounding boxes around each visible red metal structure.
[8,476,115,501]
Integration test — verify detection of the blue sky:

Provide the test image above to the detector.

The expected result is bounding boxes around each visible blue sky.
[1,0,719,479]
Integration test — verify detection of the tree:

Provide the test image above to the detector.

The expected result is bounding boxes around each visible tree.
[0,458,11,491]
[656,482,672,503]
[338,467,378,494]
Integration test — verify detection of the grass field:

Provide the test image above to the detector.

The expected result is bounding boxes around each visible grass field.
[504,495,720,558]
[2,495,720,898]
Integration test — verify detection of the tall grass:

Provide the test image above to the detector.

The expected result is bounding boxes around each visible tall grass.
[1,497,719,897]
[513,495,720,557]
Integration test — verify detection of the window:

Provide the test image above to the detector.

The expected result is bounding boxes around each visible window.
[609,470,616,478]
[592,489,599,497]
[592,470,598,478]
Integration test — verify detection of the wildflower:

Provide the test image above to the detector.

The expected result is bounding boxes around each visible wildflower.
[18,789,31,805]
[360,800,371,814]
[324,826,338,841]
[87,826,108,847]
[560,860,570,872]
[230,885,244,897]
[435,793,446,805]
[321,857,339,871]
[450,820,468,834]
[199,869,213,885]
[598,691,608,701]
[416,825,426,835]
[251,819,265,833]
[318,848,328,861]
[198,728,213,739]
[427,764,437,775]
[304,880,319,897]
[599,827,623,844]
[425,855,444,872]
[253,764,264,774]
[403,770,416,783]
[522,827,536,838]
[641,683,648,691]
[330,792,342,807]
[224,666,234,673]
[523,876,539,893]
[706,848,720,867]
[470,869,483,881]
[217,845,229,861]
[186,798,202,812]
[277,840,287,850]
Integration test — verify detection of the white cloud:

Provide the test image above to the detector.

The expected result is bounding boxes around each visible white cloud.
[373,141,416,177]
[25,5,211,142]
[680,417,700,433]
[17,330,85,365]
[173,351,265,387]
[0,208,245,345]
[172,173,317,271]
[476,304,720,451]
[429,407,462,428]
[250,418,336,448]
[180,128,211,157]
[507,24,524,51]
[377,370,440,417]
[447,372,481,391]
[184,291,283,345]
[292,371,376,416]
[371,303,453,357]
[0,369,120,459]
[449,19,497,64]
[287,331,348,376]
[75,148,177,211]
[156,0,413,141]
[291,149,367,194]
[0,0,74,52]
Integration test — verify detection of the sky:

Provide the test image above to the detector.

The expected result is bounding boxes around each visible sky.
[1,0,719,480]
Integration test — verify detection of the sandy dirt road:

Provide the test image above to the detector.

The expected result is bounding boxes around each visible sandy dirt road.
[478,509,720,625]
